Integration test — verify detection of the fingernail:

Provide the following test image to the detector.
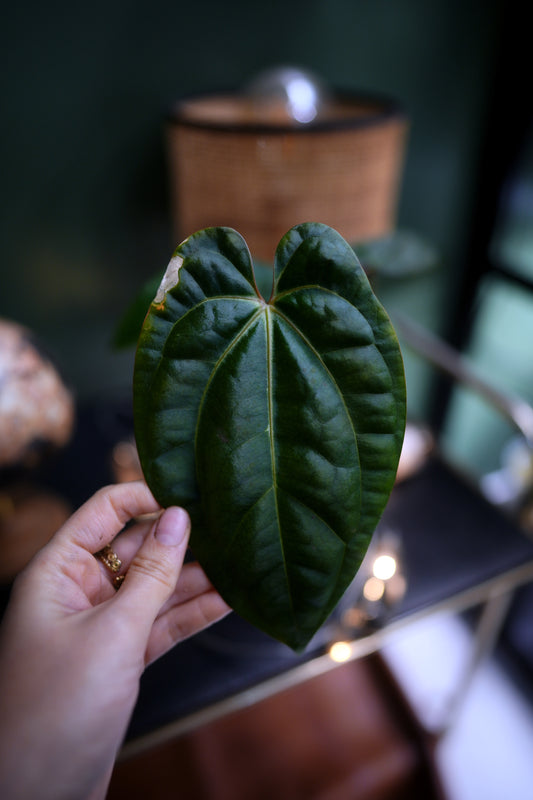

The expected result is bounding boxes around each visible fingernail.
[154,507,190,546]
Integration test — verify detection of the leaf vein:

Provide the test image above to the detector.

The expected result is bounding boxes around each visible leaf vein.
[266,307,297,627]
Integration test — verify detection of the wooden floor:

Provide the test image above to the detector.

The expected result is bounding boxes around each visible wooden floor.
[108,655,445,800]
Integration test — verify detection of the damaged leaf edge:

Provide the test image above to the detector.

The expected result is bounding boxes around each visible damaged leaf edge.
[154,254,185,304]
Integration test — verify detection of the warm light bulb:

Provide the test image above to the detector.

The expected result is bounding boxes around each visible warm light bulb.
[329,641,353,663]
[372,554,397,581]
[363,576,385,602]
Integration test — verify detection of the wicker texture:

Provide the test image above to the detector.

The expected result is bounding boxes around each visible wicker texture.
[166,95,408,262]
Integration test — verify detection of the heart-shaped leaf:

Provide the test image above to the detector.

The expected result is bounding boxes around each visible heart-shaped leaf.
[133,223,405,651]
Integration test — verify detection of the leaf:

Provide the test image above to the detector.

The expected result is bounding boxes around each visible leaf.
[133,224,406,651]
[353,229,439,278]
[112,261,274,350]
[112,274,162,349]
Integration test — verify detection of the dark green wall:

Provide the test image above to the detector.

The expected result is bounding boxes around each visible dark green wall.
[0,0,501,404]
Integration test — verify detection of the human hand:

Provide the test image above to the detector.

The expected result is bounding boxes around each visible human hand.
[0,481,230,800]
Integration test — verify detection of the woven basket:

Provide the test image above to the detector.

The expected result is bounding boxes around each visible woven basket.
[166,91,408,262]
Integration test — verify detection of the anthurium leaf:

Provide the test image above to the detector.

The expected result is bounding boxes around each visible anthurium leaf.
[133,224,406,651]
[112,260,274,350]
[112,274,162,349]
[354,229,439,278]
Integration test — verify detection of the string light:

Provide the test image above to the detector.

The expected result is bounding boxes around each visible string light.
[363,576,385,602]
[328,641,353,663]
[372,554,397,581]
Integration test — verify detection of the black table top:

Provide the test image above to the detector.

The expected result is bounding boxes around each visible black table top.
[4,399,533,745]
[125,454,533,742]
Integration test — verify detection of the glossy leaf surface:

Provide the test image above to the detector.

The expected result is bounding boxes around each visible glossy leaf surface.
[134,224,406,650]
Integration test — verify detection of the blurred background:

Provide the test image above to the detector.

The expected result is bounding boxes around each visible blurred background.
[0,0,507,420]
[3,0,531,485]
[2,1,533,797]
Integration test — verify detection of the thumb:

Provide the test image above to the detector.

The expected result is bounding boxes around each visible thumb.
[115,506,190,629]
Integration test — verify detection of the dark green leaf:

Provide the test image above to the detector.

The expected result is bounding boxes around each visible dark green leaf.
[133,224,406,651]
[112,260,274,350]
[354,229,439,278]
[112,274,162,349]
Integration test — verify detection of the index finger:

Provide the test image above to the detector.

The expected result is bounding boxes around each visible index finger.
[54,481,161,554]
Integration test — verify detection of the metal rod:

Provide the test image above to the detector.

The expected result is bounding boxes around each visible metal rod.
[393,311,533,448]
[119,559,533,760]
[433,588,514,736]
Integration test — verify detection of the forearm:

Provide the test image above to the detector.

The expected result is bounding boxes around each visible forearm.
[0,713,119,800]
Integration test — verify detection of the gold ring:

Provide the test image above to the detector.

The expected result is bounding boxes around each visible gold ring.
[95,545,125,590]
[95,544,122,574]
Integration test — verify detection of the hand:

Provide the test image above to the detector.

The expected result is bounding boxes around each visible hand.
[0,481,230,800]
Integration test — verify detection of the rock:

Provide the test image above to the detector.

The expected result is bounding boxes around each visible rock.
[0,319,75,469]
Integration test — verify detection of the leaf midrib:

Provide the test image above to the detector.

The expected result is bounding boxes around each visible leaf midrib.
[270,302,362,486]
[265,305,296,627]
